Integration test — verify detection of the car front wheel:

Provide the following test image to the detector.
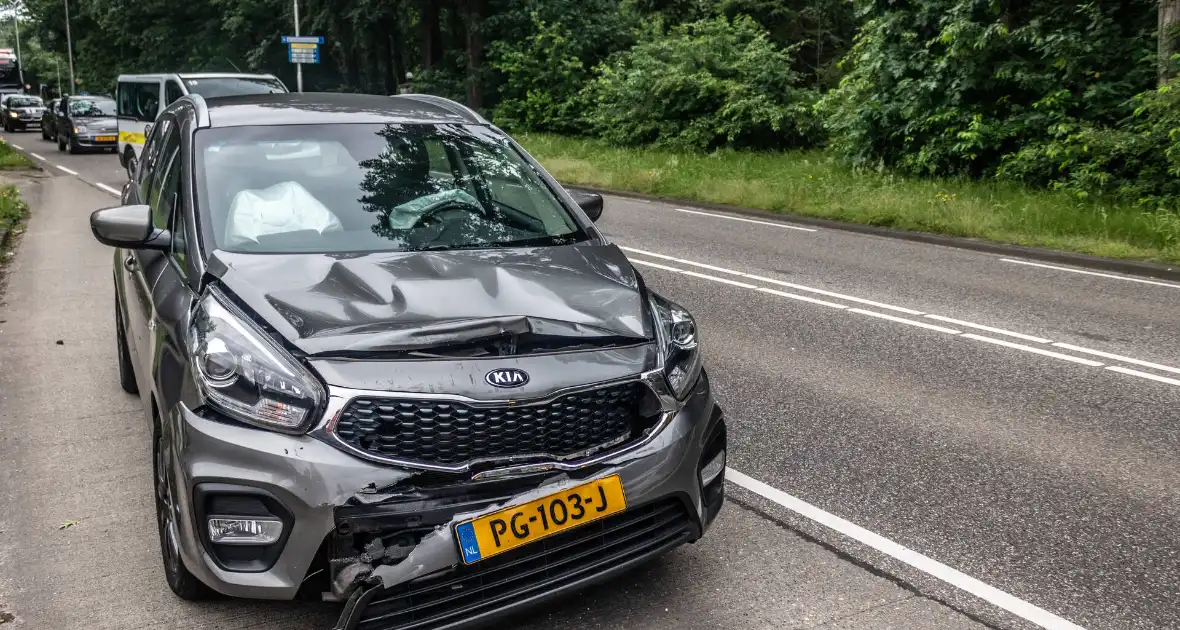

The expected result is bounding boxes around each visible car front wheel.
[154,423,212,601]
[124,149,137,180]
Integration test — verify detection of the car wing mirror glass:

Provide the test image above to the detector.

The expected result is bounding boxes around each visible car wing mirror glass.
[90,204,171,250]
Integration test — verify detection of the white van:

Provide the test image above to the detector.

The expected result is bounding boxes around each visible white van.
[116,72,288,178]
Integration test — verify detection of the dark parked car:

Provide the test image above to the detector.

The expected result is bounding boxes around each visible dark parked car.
[55,94,119,153]
[40,98,60,140]
[89,93,726,629]
[1,93,45,132]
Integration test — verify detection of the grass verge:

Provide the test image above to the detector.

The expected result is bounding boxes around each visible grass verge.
[0,183,29,241]
[517,133,1180,265]
[0,138,33,169]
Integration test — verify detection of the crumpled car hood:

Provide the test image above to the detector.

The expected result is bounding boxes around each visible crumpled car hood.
[207,244,652,355]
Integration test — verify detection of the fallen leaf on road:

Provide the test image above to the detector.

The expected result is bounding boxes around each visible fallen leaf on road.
[58,519,81,530]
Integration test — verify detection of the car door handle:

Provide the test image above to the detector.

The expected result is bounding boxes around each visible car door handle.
[123,254,137,272]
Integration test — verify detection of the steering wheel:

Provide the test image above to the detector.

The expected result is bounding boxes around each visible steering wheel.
[408,199,486,230]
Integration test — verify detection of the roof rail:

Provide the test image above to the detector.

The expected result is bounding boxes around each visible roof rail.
[395,93,488,124]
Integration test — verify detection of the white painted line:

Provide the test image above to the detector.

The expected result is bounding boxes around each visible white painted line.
[674,207,817,232]
[1001,258,1180,289]
[55,164,79,176]
[1050,343,1180,376]
[29,152,45,161]
[726,468,1087,630]
[96,182,121,197]
[630,259,760,290]
[1105,365,1180,387]
[753,287,847,310]
[923,314,1053,344]
[620,246,925,315]
[632,258,849,309]
[10,143,22,150]
[848,308,962,334]
[961,334,1103,366]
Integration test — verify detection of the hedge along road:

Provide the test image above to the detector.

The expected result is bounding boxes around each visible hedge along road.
[4,137,1179,629]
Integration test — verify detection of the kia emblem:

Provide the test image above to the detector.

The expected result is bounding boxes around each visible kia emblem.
[485,368,529,388]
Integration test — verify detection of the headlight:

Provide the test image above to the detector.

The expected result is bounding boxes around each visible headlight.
[650,292,702,399]
[74,125,87,133]
[189,287,325,433]
[7,111,16,118]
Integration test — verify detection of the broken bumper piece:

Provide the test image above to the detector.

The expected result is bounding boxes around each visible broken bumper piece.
[334,498,695,630]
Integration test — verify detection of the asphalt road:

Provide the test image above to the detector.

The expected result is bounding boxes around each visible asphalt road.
[2,131,1178,630]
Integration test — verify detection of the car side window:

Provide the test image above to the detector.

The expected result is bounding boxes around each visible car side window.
[150,130,181,230]
[136,116,174,201]
[151,149,183,267]
[117,81,159,122]
[165,80,184,106]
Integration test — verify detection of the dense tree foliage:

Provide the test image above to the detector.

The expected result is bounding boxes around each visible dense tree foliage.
[13,0,1180,209]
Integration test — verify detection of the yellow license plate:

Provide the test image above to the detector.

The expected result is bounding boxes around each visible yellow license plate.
[95,135,116,142]
[454,475,627,564]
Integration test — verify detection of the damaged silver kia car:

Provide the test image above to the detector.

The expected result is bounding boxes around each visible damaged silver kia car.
[90,92,726,629]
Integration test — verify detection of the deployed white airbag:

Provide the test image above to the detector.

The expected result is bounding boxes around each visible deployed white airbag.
[225,181,343,245]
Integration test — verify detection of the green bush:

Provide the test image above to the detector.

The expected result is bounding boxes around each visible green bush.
[820,0,1157,177]
[582,15,822,151]
[998,78,1180,210]
[490,14,593,133]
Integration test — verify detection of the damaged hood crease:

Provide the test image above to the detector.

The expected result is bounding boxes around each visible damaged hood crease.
[207,244,652,355]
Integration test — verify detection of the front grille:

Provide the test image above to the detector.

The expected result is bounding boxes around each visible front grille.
[350,499,692,630]
[332,382,648,467]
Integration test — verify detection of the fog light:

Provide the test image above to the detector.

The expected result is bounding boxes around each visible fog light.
[700,449,726,487]
[208,517,283,545]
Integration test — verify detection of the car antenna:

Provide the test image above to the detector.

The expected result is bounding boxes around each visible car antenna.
[222,57,243,72]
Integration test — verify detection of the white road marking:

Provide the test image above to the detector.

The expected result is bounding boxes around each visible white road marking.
[96,183,121,197]
[1049,343,1180,376]
[10,143,22,150]
[55,165,79,176]
[626,247,1180,385]
[726,469,1087,630]
[29,152,45,161]
[961,334,1104,367]
[754,286,847,310]
[674,207,817,232]
[923,314,1053,344]
[621,246,924,315]
[1001,258,1180,289]
[1105,365,1180,387]
[849,308,962,334]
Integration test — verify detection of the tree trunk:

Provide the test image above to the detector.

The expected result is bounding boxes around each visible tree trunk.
[419,0,443,70]
[1161,0,1180,84]
[462,0,486,110]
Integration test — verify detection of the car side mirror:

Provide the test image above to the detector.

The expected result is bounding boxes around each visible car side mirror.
[90,204,171,250]
[568,190,604,222]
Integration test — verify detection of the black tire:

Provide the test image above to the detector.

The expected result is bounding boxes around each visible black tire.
[115,301,138,395]
[124,149,137,180]
[154,423,213,601]
[67,136,78,154]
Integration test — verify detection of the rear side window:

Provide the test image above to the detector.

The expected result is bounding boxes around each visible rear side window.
[165,80,185,106]
[117,81,160,122]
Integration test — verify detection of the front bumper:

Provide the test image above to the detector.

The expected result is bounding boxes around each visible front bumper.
[73,134,117,149]
[168,372,726,609]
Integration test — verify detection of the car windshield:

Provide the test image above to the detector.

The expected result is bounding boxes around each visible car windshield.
[195,123,589,254]
[70,99,116,116]
[183,77,287,98]
[9,97,41,108]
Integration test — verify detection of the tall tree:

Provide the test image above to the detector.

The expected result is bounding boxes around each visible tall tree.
[1162,0,1180,83]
